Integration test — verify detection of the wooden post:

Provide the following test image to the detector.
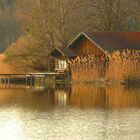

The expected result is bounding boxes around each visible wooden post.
[44,75,46,87]
[8,74,10,88]
[4,74,6,88]
[53,75,56,86]
[0,76,1,84]
[38,77,40,86]
[26,74,28,89]
[30,77,33,87]
[43,76,45,87]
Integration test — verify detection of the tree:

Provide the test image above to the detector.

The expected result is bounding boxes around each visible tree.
[5,0,140,71]
[0,0,20,52]
[90,0,140,31]
[16,0,91,47]
[9,0,91,71]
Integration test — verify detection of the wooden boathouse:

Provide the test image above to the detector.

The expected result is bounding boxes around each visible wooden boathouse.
[50,32,140,72]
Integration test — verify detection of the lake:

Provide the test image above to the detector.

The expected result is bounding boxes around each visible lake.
[0,84,140,140]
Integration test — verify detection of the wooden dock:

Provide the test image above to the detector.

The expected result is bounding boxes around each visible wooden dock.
[0,72,69,87]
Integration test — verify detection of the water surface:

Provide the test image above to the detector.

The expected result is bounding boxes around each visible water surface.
[0,84,140,140]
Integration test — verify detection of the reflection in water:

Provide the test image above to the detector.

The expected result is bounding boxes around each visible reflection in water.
[0,85,140,140]
[55,89,67,106]
[69,85,140,108]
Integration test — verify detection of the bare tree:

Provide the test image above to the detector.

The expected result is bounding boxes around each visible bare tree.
[6,0,91,71]
[90,0,140,31]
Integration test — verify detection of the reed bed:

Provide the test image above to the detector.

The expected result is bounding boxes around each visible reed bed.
[69,55,105,83]
[69,50,140,86]
[106,50,140,85]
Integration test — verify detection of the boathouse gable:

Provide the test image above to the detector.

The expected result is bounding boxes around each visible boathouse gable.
[68,33,106,57]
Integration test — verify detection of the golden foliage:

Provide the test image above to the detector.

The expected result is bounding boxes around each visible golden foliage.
[5,36,33,57]
[4,36,38,72]
[0,54,18,74]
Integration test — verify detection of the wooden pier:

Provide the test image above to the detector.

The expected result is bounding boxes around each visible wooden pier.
[0,72,69,87]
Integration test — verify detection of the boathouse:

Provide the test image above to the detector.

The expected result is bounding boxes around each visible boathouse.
[50,32,140,72]
[50,47,77,72]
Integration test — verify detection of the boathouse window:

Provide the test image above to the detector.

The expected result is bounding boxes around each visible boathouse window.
[58,60,67,69]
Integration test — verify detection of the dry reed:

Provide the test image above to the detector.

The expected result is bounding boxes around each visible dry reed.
[69,56,101,82]
[106,49,140,85]
[69,50,140,85]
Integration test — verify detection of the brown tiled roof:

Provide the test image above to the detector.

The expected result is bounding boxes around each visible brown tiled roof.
[69,32,140,53]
